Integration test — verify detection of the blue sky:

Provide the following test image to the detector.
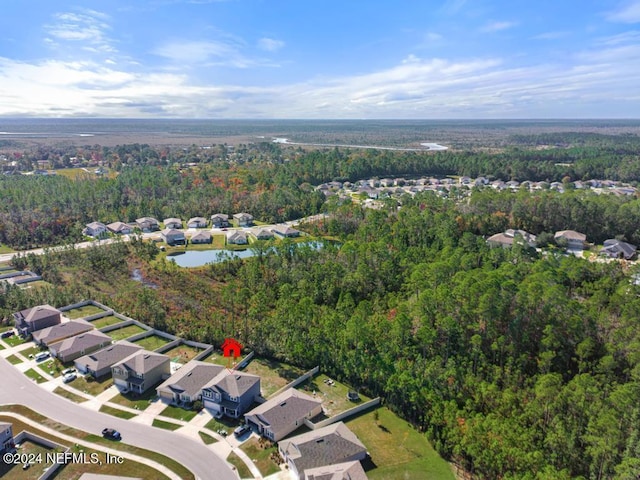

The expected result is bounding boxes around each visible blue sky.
[1,0,640,118]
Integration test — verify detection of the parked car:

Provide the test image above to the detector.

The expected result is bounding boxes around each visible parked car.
[35,352,50,362]
[1,330,15,338]
[63,372,77,383]
[233,424,250,437]
[217,429,228,437]
[62,367,76,376]
[102,428,121,440]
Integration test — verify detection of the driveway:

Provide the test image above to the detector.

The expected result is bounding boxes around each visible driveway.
[0,355,237,480]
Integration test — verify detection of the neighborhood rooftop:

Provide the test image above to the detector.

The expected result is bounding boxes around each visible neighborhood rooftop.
[157,361,225,399]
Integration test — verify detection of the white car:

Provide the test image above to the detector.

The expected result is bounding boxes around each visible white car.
[62,372,77,383]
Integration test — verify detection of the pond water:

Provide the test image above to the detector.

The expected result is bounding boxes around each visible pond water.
[167,242,327,267]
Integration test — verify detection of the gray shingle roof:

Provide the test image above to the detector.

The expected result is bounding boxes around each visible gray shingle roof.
[76,341,143,372]
[32,319,93,345]
[157,361,225,398]
[51,330,111,358]
[114,350,169,374]
[246,389,321,436]
[305,460,368,480]
[280,422,367,477]
[15,304,60,326]
[204,370,260,398]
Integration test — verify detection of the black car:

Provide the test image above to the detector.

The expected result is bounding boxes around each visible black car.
[1,330,14,338]
[102,428,122,440]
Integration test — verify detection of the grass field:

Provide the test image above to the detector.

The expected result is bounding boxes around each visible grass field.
[70,375,114,397]
[198,431,217,444]
[240,437,280,477]
[21,345,44,358]
[243,357,305,398]
[3,335,27,347]
[64,304,106,319]
[99,404,137,419]
[0,435,58,480]
[0,405,192,480]
[24,368,47,383]
[106,324,148,341]
[91,314,125,329]
[163,344,203,362]
[152,418,182,431]
[6,354,23,365]
[37,358,62,378]
[347,407,455,480]
[53,386,88,403]
[132,334,172,351]
[111,388,158,410]
[297,373,370,417]
[227,452,252,479]
[159,405,198,422]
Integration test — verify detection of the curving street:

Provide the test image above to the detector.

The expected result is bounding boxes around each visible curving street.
[0,355,237,480]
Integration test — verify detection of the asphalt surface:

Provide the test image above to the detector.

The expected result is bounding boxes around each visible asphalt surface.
[0,356,236,480]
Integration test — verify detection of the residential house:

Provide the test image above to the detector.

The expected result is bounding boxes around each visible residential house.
[13,304,62,336]
[487,229,537,248]
[210,214,230,228]
[49,330,112,363]
[600,239,637,260]
[554,230,587,250]
[190,231,212,244]
[106,221,133,235]
[112,350,171,394]
[135,217,160,232]
[157,361,225,405]
[0,422,14,453]
[163,218,183,230]
[83,221,107,238]
[226,230,248,245]
[161,228,186,246]
[32,319,94,347]
[187,217,208,228]
[201,370,261,418]
[305,460,368,480]
[245,388,323,441]
[253,228,274,241]
[272,225,301,238]
[233,213,254,227]
[278,422,368,480]
[75,341,143,379]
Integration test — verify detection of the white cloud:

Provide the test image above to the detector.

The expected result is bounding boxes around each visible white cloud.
[480,21,518,33]
[257,38,285,52]
[607,1,640,23]
[154,40,239,64]
[532,31,570,40]
[45,10,115,54]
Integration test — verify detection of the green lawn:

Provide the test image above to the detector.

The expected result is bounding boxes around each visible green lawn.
[132,334,172,351]
[53,386,88,403]
[240,437,280,477]
[111,388,159,410]
[24,368,47,383]
[4,335,27,347]
[243,357,305,398]
[99,404,137,419]
[347,407,455,480]
[212,234,226,248]
[106,324,148,341]
[91,314,126,329]
[37,358,63,378]
[205,416,242,433]
[198,431,218,445]
[70,375,114,396]
[0,244,15,254]
[202,351,224,364]
[64,304,106,319]
[6,354,23,365]
[297,373,371,417]
[227,452,253,479]
[152,418,182,431]
[0,343,4,350]
[159,404,198,422]
[163,344,203,362]
[21,345,45,358]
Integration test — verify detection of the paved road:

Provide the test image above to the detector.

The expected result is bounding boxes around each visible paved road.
[0,356,236,480]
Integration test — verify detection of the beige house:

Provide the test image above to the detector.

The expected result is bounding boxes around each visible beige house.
[112,350,170,394]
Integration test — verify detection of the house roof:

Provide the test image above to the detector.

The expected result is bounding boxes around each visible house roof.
[14,304,61,326]
[554,230,587,242]
[32,319,94,345]
[273,225,299,236]
[50,330,111,358]
[136,217,159,225]
[226,231,247,241]
[86,221,106,230]
[233,212,253,220]
[253,228,274,238]
[113,350,169,375]
[157,361,225,398]
[246,388,321,435]
[211,213,229,221]
[190,231,212,242]
[76,341,143,372]
[601,239,636,259]
[488,229,536,247]
[203,370,260,398]
[107,221,131,233]
[162,228,185,238]
[188,217,207,224]
[280,422,367,476]
[305,460,368,480]
[163,218,182,225]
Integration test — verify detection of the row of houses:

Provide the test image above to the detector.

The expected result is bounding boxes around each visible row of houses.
[159,223,302,246]
[83,213,255,237]
[487,229,638,259]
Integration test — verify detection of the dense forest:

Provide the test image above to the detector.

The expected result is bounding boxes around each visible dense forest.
[2,191,639,479]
